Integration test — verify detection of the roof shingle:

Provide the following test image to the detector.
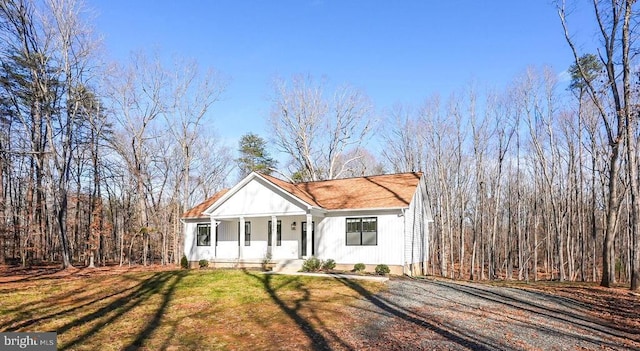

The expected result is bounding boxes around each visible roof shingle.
[182,172,422,218]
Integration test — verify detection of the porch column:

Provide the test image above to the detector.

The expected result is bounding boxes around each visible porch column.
[239,217,245,259]
[306,213,313,258]
[270,216,277,249]
[211,217,217,258]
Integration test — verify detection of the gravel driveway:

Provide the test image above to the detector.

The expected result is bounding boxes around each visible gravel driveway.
[338,277,640,351]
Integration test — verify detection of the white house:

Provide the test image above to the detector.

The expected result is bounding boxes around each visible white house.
[182,171,432,275]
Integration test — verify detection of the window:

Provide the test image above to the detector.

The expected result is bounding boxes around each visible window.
[268,220,282,246]
[238,221,251,246]
[346,217,377,246]
[197,223,211,246]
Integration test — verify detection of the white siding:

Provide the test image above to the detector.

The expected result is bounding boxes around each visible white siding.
[183,220,215,261]
[210,178,306,217]
[404,175,431,269]
[315,211,404,266]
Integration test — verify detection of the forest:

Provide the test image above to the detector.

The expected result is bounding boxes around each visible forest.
[1,0,639,291]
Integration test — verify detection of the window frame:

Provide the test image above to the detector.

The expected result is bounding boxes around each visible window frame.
[238,221,252,246]
[345,217,377,246]
[268,220,282,246]
[197,223,211,246]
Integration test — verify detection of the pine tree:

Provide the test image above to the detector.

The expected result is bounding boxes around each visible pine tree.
[236,133,277,178]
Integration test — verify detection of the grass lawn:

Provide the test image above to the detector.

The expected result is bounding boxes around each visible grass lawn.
[0,267,385,350]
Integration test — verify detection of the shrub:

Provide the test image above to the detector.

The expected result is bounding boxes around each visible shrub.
[180,255,189,269]
[199,259,209,269]
[301,256,322,272]
[261,252,273,271]
[353,263,366,273]
[375,264,390,275]
[321,259,336,271]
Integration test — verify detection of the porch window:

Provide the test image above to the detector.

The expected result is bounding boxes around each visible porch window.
[238,221,251,246]
[197,223,211,246]
[346,217,377,246]
[268,220,282,246]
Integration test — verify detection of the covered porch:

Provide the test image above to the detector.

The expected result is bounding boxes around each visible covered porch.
[205,213,316,262]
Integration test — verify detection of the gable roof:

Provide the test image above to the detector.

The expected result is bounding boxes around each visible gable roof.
[182,172,423,218]
[181,189,230,219]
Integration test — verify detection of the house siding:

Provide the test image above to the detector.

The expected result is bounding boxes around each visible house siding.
[315,211,404,266]
[404,175,430,275]
[183,220,214,261]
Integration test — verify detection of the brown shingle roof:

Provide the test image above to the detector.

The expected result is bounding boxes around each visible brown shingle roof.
[181,189,229,219]
[182,172,423,218]
[280,172,422,210]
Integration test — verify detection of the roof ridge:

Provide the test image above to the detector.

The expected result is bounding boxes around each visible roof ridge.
[261,171,423,186]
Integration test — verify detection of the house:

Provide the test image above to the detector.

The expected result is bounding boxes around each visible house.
[182,171,432,275]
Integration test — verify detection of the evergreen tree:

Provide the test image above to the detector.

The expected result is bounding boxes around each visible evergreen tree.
[236,133,277,178]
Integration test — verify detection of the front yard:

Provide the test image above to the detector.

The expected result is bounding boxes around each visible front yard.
[0,266,384,350]
[2,266,639,350]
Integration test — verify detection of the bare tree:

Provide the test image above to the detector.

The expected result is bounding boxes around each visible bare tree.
[107,52,167,265]
[381,104,424,173]
[162,59,227,264]
[0,0,99,268]
[334,148,385,178]
[269,74,373,181]
[558,0,638,289]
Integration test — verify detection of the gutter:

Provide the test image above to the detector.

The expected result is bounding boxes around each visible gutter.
[327,207,409,213]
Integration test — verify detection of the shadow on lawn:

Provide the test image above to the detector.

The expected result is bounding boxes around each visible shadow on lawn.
[1,270,186,351]
[244,270,354,351]
[59,270,186,351]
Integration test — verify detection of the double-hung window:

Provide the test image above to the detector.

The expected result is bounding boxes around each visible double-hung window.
[238,221,251,246]
[346,217,377,246]
[197,223,211,246]
[268,220,282,246]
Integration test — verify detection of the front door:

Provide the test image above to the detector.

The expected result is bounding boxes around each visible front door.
[301,221,314,256]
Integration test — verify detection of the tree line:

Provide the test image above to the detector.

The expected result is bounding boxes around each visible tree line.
[0,0,233,268]
[1,0,638,291]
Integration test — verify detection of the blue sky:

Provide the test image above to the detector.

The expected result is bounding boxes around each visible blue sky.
[90,0,597,149]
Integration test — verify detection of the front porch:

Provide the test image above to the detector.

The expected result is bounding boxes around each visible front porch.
[189,214,316,263]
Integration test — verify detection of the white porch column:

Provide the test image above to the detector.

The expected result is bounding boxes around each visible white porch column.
[306,213,313,258]
[270,216,277,249]
[239,217,245,259]
[210,217,217,259]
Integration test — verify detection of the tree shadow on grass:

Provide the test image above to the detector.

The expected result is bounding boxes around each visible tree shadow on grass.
[58,270,187,350]
[336,277,495,350]
[244,270,353,351]
[2,282,143,332]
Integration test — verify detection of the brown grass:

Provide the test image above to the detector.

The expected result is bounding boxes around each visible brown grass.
[0,266,385,350]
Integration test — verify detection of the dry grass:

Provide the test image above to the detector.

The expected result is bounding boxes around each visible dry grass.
[0,266,385,350]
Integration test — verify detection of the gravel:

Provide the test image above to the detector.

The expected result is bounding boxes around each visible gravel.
[339,277,640,351]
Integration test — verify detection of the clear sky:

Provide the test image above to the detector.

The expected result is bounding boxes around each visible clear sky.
[89,0,597,148]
